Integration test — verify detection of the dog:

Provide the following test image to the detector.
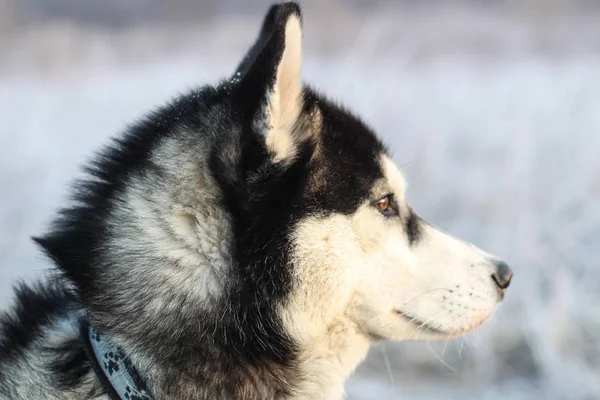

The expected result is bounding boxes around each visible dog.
[0,3,512,399]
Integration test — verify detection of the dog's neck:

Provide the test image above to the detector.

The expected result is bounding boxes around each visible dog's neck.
[291,318,371,399]
[97,316,370,400]
[77,175,373,399]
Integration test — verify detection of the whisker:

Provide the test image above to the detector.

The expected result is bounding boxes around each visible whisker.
[458,336,468,357]
[405,310,447,337]
[379,345,396,393]
[399,288,453,309]
[426,342,458,373]
[441,331,453,357]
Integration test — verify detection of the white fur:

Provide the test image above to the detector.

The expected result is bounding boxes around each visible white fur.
[227,13,507,399]
[265,15,303,162]
[282,155,504,399]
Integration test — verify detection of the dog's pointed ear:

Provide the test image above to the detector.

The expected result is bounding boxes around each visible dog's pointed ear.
[233,2,304,162]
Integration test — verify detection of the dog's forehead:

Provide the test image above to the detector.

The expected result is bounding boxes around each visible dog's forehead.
[380,155,407,198]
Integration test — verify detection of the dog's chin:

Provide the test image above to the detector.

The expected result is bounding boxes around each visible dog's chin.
[362,310,493,342]
[391,309,493,341]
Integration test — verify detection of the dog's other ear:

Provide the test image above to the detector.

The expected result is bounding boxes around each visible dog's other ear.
[233,4,281,79]
[233,2,304,163]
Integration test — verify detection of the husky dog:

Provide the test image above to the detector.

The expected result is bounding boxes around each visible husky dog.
[0,2,512,399]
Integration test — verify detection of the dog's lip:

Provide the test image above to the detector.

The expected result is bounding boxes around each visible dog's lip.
[393,309,448,335]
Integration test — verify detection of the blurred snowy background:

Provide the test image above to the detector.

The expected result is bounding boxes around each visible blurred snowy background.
[1,0,599,399]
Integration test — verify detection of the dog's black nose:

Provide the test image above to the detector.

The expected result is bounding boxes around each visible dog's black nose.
[491,261,512,290]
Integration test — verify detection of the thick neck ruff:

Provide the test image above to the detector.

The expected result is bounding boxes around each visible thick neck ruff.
[81,321,151,400]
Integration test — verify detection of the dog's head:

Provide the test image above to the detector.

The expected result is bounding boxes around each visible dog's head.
[222,2,512,344]
[35,2,512,393]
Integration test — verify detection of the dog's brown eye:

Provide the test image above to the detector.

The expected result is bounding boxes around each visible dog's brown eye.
[376,197,390,212]
[375,195,398,217]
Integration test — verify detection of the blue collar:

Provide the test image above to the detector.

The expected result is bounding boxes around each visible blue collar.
[82,321,152,400]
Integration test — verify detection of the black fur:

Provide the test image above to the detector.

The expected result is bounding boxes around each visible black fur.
[0,282,101,397]
[49,339,92,392]
[33,86,228,300]
[2,2,389,399]
[406,208,422,246]
[0,281,78,364]
[234,3,301,86]
[303,93,385,213]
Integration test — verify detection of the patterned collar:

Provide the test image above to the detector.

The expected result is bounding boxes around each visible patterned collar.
[81,321,152,400]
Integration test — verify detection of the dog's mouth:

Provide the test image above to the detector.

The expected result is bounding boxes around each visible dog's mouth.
[394,310,449,335]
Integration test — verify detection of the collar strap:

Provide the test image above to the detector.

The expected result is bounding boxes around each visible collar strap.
[81,320,152,400]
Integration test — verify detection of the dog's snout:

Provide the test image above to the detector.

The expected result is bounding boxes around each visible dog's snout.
[491,261,512,290]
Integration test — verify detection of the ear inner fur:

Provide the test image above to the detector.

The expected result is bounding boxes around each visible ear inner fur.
[265,15,303,162]
[233,3,304,163]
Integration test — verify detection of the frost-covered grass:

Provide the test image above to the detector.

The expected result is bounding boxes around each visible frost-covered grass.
[1,43,599,400]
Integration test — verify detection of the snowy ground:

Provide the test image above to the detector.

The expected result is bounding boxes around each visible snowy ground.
[1,8,600,400]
